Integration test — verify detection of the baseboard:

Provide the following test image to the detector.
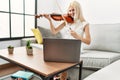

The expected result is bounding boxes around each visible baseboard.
[0,63,15,69]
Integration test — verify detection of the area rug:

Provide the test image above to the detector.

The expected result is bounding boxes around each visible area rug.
[0,74,42,80]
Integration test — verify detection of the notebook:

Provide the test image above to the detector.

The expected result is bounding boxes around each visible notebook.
[11,71,34,80]
[43,38,81,63]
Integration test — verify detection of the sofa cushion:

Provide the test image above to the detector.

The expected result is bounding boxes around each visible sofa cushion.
[37,26,62,39]
[82,23,120,53]
[30,43,43,50]
[81,50,120,68]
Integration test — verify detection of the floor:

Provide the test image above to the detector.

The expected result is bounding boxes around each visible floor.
[0,63,23,77]
[0,63,43,80]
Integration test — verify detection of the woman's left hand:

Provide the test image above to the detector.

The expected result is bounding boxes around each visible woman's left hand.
[70,30,79,39]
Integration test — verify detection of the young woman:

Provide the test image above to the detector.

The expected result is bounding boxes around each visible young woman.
[36,0,91,80]
[43,1,91,45]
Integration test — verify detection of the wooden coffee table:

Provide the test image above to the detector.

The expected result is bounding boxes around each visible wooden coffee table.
[0,47,83,80]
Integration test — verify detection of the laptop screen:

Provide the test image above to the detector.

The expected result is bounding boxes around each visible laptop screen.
[43,38,81,63]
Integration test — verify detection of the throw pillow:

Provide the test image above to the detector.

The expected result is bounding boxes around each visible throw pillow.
[31,28,43,44]
[82,23,120,53]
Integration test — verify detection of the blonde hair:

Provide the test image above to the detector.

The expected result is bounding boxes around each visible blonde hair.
[68,0,85,22]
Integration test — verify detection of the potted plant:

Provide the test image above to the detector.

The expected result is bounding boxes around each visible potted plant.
[26,40,31,47]
[26,40,33,55]
[8,45,14,54]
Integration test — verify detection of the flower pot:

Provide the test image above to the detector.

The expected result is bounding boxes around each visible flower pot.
[26,48,33,55]
[8,48,14,54]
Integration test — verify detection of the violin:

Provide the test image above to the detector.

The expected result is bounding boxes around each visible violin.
[35,14,74,23]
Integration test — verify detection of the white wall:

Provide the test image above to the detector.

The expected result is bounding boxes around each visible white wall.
[37,0,56,28]
[57,0,120,24]
[37,0,66,29]
[37,0,120,27]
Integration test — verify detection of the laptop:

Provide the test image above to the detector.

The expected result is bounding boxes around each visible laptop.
[43,38,81,63]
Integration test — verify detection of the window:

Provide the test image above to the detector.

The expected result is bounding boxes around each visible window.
[11,14,24,37]
[11,0,23,13]
[0,0,36,40]
[0,13,9,38]
[0,0,9,12]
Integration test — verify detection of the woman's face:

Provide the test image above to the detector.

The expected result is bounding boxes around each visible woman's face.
[68,6,75,18]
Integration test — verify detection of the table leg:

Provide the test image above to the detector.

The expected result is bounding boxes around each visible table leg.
[42,76,53,80]
[79,61,83,80]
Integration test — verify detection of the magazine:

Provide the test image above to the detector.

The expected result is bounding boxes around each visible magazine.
[11,71,34,80]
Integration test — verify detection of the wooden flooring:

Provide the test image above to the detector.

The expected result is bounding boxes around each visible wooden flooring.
[0,63,23,77]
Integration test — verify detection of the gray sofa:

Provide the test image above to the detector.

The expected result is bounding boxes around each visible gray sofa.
[21,23,120,80]
[80,23,120,79]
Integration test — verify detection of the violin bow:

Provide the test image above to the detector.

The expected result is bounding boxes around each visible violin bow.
[55,0,68,25]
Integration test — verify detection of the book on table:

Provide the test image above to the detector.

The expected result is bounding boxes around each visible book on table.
[11,70,34,80]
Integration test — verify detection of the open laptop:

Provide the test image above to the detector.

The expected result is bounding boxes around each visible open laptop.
[43,38,81,63]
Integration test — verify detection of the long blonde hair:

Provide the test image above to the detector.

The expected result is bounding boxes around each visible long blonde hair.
[67,1,85,22]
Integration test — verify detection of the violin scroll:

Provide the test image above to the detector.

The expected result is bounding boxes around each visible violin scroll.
[35,14,43,18]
